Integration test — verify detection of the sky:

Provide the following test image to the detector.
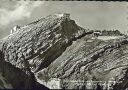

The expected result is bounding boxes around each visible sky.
[0,1,128,39]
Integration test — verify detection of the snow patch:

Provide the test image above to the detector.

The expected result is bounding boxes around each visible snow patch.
[97,36,123,40]
[36,78,61,89]
[55,14,64,18]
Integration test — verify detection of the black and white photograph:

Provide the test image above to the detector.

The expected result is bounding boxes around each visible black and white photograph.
[0,0,128,90]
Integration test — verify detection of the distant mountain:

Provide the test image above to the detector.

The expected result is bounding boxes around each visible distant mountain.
[0,13,128,89]
[94,30,123,36]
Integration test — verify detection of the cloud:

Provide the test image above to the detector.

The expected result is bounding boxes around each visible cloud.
[0,1,44,26]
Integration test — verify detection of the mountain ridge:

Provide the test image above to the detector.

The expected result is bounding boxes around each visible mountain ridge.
[0,13,93,89]
[0,13,127,89]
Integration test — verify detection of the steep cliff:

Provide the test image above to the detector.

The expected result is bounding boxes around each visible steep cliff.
[0,13,92,89]
[1,13,92,73]
[37,34,128,90]
[0,49,49,89]
[1,13,128,90]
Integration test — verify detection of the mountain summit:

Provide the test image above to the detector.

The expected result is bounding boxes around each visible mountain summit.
[0,13,127,89]
[0,13,92,89]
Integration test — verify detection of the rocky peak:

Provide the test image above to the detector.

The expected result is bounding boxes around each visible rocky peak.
[10,25,20,34]
[54,13,70,20]
[0,13,93,89]
[1,13,92,74]
[1,13,128,89]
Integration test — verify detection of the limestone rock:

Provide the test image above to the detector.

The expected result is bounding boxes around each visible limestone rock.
[37,35,128,90]
[2,13,128,90]
[0,13,92,89]
[1,13,92,73]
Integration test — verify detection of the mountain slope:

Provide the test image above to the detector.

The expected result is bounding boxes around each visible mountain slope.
[0,49,50,89]
[37,34,128,90]
[0,13,92,89]
[1,13,92,73]
[1,13,127,89]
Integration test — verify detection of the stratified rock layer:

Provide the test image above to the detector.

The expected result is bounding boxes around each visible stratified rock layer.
[38,35,128,90]
[0,49,49,89]
[1,13,92,73]
[1,13,128,90]
[0,13,92,89]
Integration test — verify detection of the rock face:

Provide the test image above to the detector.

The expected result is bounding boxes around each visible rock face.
[0,13,92,89]
[37,34,128,90]
[1,13,92,73]
[10,25,21,34]
[0,50,49,89]
[0,50,12,89]
[0,50,33,89]
[1,13,128,90]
